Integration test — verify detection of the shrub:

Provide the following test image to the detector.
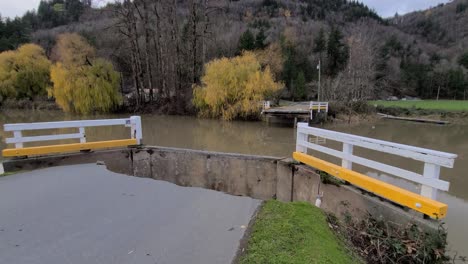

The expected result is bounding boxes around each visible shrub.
[193,52,282,120]
[327,213,460,263]
[48,33,121,114]
[0,44,51,101]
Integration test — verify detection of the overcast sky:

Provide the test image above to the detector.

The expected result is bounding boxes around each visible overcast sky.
[0,0,452,19]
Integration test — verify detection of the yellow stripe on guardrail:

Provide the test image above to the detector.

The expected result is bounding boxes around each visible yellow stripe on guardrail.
[2,139,138,157]
[293,151,448,218]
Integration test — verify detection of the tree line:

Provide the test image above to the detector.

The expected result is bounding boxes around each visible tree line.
[0,0,90,52]
[1,0,468,117]
[0,33,121,114]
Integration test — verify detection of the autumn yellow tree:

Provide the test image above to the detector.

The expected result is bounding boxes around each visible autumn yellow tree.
[254,42,285,80]
[49,33,121,114]
[193,52,282,120]
[0,44,51,101]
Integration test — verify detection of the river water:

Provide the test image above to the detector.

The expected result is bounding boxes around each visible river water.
[1,110,467,255]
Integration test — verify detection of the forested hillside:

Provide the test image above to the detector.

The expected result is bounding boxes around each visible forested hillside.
[1,0,467,114]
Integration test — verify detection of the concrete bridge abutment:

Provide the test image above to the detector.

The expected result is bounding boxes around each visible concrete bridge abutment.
[1,146,434,229]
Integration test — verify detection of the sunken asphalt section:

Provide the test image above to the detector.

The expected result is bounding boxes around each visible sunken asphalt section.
[0,164,260,264]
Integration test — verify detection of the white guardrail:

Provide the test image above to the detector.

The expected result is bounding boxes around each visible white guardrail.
[296,123,457,200]
[309,102,328,119]
[4,116,142,149]
[309,101,329,112]
[262,101,271,110]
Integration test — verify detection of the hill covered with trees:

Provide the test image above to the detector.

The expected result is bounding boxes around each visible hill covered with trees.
[0,0,467,114]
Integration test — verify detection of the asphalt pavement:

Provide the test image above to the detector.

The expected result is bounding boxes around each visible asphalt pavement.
[0,164,260,264]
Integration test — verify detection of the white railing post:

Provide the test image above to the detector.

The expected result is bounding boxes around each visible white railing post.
[130,116,143,144]
[421,163,440,200]
[310,102,314,120]
[79,127,86,143]
[13,131,23,148]
[296,130,307,153]
[341,143,353,170]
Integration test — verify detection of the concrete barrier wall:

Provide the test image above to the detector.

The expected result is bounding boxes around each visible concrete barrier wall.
[1,146,434,228]
[131,147,281,200]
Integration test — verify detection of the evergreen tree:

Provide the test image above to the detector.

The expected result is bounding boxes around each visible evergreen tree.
[313,28,326,54]
[294,71,306,100]
[326,27,349,76]
[0,17,30,52]
[313,28,326,73]
[65,0,84,22]
[238,30,255,52]
[255,29,267,49]
[447,68,466,99]
[458,52,468,69]
[280,36,297,91]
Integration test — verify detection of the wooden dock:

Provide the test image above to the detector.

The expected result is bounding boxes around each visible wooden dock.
[262,101,329,125]
[262,102,311,118]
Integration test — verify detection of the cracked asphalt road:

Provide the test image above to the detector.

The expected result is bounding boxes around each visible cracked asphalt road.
[0,164,260,264]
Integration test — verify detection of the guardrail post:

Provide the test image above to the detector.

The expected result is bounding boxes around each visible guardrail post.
[130,116,143,144]
[79,127,86,143]
[421,163,440,200]
[296,128,307,153]
[13,131,23,148]
[341,143,353,169]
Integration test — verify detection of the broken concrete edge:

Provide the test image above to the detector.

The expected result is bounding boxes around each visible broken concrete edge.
[1,146,439,232]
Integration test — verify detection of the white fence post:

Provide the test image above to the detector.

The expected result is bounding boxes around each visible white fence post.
[341,143,353,170]
[79,127,86,143]
[421,163,441,200]
[296,131,307,153]
[13,131,23,148]
[130,116,143,144]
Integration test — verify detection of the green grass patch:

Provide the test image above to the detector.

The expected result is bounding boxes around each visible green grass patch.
[0,170,23,177]
[240,200,360,264]
[368,100,468,111]
[0,172,16,177]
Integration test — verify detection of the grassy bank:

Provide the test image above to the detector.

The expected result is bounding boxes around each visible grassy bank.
[239,200,359,264]
[0,171,22,177]
[369,100,468,111]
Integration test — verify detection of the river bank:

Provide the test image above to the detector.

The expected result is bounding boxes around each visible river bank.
[370,100,468,125]
[239,200,454,263]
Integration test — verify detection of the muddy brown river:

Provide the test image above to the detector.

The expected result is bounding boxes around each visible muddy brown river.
[1,110,467,255]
